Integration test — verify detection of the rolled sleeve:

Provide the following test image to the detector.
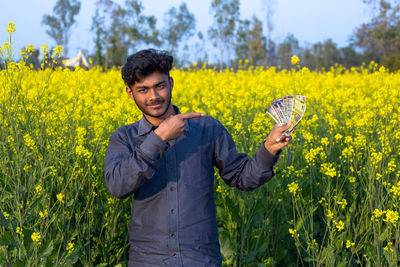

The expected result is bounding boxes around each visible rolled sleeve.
[214,122,281,190]
[104,129,168,199]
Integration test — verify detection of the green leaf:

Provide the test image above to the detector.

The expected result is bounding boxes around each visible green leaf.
[379,227,389,242]
[0,213,9,228]
[64,249,79,265]
[295,217,304,231]
[225,197,241,224]
[67,199,74,207]
[303,257,315,262]
[0,231,15,246]
[38,240,54,258]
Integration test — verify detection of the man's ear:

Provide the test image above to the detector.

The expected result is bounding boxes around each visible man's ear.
[126,85,134,100]
[169,76,174,91]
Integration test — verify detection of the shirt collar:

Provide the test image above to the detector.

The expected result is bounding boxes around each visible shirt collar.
[137,105,190,136]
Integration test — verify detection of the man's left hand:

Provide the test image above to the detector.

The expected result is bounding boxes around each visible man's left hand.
[264,123,293,155]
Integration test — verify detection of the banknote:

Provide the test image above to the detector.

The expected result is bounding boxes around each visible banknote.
[265,95,306,135]
[266,105,283,125]
[284,95,306,135]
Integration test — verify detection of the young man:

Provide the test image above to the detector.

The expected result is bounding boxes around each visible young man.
[104,49,292,266]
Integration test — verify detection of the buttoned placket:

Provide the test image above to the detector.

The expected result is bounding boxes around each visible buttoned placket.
[165,138,182,265]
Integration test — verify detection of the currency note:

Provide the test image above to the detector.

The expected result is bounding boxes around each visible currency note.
[283,95,294,122]
[272,100,286,124]
[266,105,283,125]
[284,95,306,135]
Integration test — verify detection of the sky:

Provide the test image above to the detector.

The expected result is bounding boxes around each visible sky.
[1,0,374,59]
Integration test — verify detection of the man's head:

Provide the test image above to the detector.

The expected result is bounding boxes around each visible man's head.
[121,49,173,88]
[122,49,174,123]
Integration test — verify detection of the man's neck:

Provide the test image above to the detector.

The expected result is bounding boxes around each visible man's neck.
[144,104,175,126]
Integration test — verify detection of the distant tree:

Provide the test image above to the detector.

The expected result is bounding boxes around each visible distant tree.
[122,0,160,47]
[91,7,106,66]
[162,2,196,58]
[94,0,160,67]
[261,0,276,65]
[352,0,400,70]
[106,4,129,67]
[277,33,301,69]
[41,0,81,57]
[235,16,267,66]
[313,39,341,69]
[208,0,240,68]
[302,47,316,69]
[190,32,209,67]
[340,45,363,68]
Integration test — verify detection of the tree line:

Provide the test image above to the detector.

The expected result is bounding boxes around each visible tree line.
[31,0,400,70]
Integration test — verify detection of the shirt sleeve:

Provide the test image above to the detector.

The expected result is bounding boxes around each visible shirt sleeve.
[213,122,281,191]
[104,127,168,199]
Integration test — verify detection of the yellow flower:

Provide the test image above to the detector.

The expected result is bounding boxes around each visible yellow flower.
[372,209,384,220]
[6,22,16,34]
[326,209,333,219]
[56,193,65,203]
[52,45,63,56]
[23,134,36,150]
[39,210,48,218]
[384,242,394,252]
[16,227,23,236]
[336,198,347,209]
[288,228,299,238]
[66,242,74,253]
[390,182,400,197]
[3,212,9,219]
[383,210,399,224]
[216,185,222,193]
[348,176,356,183]
[346,240,355,248]
[288,182,299,195]
[334,220,345,231]
[321,163,337,178]
[35,185,42,195]
[291,55,300,65]
[321,137,329,146]
[334,133,343,141]
[31,232,41,243]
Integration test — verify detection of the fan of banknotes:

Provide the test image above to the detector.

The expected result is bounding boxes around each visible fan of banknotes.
[266,95,306,135]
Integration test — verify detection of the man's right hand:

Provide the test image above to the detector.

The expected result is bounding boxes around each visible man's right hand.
[154,112,204,141]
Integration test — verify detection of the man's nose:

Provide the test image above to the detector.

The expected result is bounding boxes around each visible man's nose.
[148,88,160,100]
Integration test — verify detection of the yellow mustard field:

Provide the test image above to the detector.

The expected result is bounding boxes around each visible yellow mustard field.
[1,26,400,266]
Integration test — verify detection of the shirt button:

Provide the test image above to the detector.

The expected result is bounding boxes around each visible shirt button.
[171,209,174,214]
[170,186,174,191]
[173,253,177,257]
[170,233,175,237]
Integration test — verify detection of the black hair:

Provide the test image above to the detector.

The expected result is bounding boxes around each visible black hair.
[121,49,173,88]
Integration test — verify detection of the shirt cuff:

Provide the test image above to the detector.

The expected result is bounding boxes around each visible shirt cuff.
[139,131,169,160]
[256,144,281,168]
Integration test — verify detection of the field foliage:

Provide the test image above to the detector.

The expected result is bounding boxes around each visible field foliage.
[1,25,400,266]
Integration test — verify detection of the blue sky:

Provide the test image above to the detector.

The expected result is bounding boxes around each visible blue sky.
[1,0,373,59]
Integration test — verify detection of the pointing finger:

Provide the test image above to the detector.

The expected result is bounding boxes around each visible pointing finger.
[177,112,204,120]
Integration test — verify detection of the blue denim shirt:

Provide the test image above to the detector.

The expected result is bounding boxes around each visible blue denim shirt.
[104,106,280,266]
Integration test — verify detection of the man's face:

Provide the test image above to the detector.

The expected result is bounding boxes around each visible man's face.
[126,71,173,120]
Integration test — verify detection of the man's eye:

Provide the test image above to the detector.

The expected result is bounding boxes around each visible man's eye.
[157,84,166,89]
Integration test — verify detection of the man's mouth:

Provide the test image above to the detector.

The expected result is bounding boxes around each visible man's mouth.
[148,101,163,108]
[150,103,161,108]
